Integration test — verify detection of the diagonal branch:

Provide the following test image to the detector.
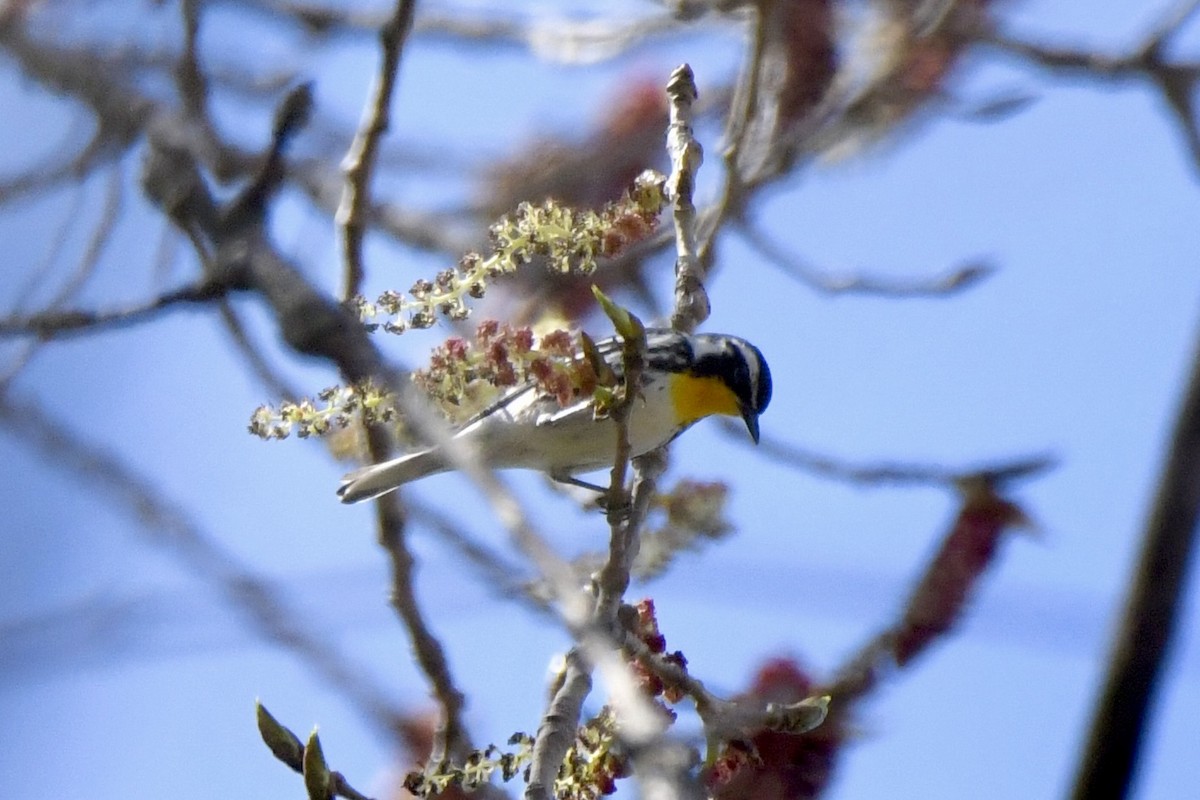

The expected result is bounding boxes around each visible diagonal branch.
[337,0,417,300]
[0,389,408,743]
[981,1,1200,175]
[0,280,230,339]
[731,420,1056,490]
[2,168,124,385]
[737,219,995,298]
[1070,319,1200,799]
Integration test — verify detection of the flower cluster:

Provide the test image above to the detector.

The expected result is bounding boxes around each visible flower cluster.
[247,381,396,440]
[412,320,603,424]
[401,711,630,800]
[348,170,665,333]
[402,733,535,797]
[626,598,691,708]
[249,320,615,442]
[555,707,629,799]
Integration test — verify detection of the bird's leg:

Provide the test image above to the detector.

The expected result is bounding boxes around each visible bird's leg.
[550,471,632,519]
[550,471,609,494]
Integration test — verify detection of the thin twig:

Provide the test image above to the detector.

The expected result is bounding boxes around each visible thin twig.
[373,473,471,764]
[0,130,105,206]
[337,0,417,300]
[981,1,1200,174]
[737,218,995,298]
[405,497,548,613]
[49,168,125,307]
[1,168,123,387]
[0,280,230,339]
[565,63,716,800]
[9,184,88,313]
[735,421,1056,489]
[378,386,584,767]
[217,300,300,401]
[718,3,769,189]
[0,390,408,743]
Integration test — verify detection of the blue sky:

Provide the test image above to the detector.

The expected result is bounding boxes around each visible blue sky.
[2,2,1199,799]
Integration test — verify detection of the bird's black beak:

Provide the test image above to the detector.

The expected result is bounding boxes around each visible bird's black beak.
[742,408,761,444]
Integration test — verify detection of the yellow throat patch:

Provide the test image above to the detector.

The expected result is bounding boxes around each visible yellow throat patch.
[668,372,741,425]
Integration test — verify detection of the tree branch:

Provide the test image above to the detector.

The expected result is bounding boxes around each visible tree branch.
[1070,319,1200,799]
[337,0,417,300]
[0,389,408,743]
[737,219,995,298]
[0,280,229,339]
[733,421,1056,490]
[665,63,708,334]
[981,1,1200,174]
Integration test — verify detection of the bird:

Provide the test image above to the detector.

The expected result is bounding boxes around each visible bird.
[337,329,772,503]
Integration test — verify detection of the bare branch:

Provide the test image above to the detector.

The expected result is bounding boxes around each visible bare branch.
[980,2,1200,174]
[1,168,124,384]
[405,497,546,612]
[0,280,230,339]
[665,64,709,334]
[524,651,593,800]
[175,0,210,118]
[232,0,696,64]
[1070,321,1200,799]
[733,421,1056,490]
[0,389,408,743]
[373,479,472,764]
[0,138,101,206]
[337,0,417,300]
[737,219,995,298]
[130,70,477,762]
[217,300,302,401]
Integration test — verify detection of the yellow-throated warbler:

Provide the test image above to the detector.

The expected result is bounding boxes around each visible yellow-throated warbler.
[338,329,771,503]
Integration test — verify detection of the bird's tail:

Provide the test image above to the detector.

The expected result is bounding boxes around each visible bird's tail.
[337,450,447,503]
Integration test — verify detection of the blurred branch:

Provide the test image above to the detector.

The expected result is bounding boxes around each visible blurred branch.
[290,157,475,256]
[733,421,1056,489]
[822,478,1033,706]
[47,169,125,308]
[0,389,409,743]
[737,219,995,298]
[525,651,592,800]
[1070,319,1200,799]
[150,79,476,763]
[232,0,695,64]
[373,479,472,764]
[176,0,210,119]
[406,497,548,613]
[217,300,302,401]
[981,0,1200,174]
[0,137,104,206]
[0,280,229,339]
[0,16,479,758]
[0,168,122,385]
[337,0,416,300]
[8,185,88,312]
[2,175,117,386]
